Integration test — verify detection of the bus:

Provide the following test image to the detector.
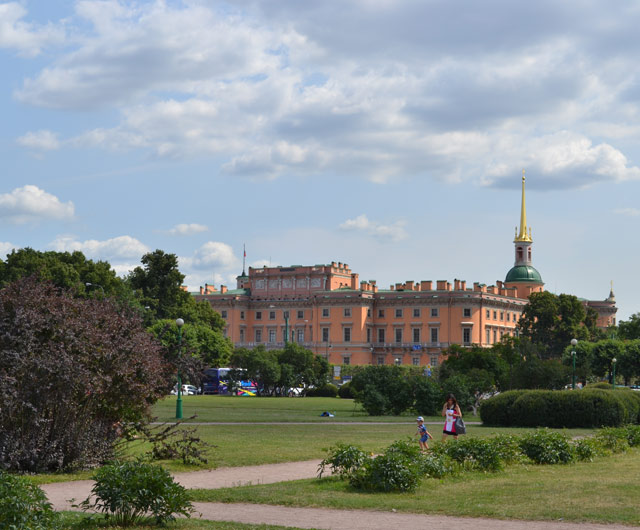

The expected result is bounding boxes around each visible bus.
[201,368,257,396]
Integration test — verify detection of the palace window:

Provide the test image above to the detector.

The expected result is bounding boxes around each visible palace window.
[463,328,471,344]
[322,308,330,317]
[297,310,304,319]
[413,328,420,343]
[221,310,227,318]
[378,309,385,318]
[395,308,403,318]
[413,308,421,318]
[269,311,276,320]
[322,327,329,342]
[344,308,352,317]
[395,328,403,343]
[269,329,276,343]
[430,327,438,343]
[431,308,439,317]
[463,308,471,318]
[255,329,262,343]
[378,328,385,343]
[344,327,351,342]
[255,311,262,320]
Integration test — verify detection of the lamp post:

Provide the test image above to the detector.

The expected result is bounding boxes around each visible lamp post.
[175,318,184,419]
[325,342,332,361]
[571,338,578,390]
[612,357,617,390]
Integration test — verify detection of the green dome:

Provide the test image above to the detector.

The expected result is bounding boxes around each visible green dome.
[505,265,543,284]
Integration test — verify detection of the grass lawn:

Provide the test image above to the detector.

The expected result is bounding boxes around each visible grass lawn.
[187,449,640,526]
[152,395,438,423]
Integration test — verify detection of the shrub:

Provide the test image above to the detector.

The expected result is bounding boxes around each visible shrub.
[338,381,354,399]
[417,451,453,479]
[479,390,525,426]
[624,424,640,446]
[306,383,339,397]
[595,427,630,454]
[587,382,613,390]
[80,460,194,526]
[349,450,423,492]
[518,429,574,465]
[0,471,61,530]
[318,443,369,479]
[490,434,527,465]
[571,438,606,462]
[437,437,503,472]
[360,385,387,415]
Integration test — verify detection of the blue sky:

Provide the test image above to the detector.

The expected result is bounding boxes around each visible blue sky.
[1,0,639,321]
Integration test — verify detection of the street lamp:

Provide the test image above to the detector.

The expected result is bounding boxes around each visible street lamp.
[612,357,617,390]
[571,338,578,390]
[325,342,332,361]
[85,282,105,295]
[175,318,184,419]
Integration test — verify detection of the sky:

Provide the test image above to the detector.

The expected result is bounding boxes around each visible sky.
[1,0,639,321]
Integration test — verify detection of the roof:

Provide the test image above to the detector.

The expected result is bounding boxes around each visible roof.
[505,265,543,284]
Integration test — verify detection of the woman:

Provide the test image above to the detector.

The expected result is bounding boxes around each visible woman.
[441,393,462,441]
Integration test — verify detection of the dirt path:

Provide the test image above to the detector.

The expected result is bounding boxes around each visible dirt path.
[41,460,633,530]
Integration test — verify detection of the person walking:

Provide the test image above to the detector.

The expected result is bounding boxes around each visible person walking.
[442,393,462,441]
[415,416,433,452]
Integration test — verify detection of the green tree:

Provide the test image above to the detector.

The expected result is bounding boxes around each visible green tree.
[518,292,596,357]
[230,346,281,395]
[591,339,625,382]
[618,313,640,340]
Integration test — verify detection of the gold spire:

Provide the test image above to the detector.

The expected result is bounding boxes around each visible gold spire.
[515,169,532,242]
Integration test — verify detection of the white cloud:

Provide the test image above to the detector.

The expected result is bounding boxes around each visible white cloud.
[17,130,61,151]
[340,214,408,241]
[167,223,209,236]
[614,208,640,217]
[180,241,238,271]
[0,185,74,224]
[0,2,65,57]
[49,235,149,260]
[0,241,17,259]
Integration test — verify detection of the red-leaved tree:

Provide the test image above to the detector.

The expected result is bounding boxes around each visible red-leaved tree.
[0,276,170,472]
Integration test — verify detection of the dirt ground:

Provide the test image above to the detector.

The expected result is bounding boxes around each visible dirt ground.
[42,460,633,530]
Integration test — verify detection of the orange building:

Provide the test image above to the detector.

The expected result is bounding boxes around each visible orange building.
[195,174,616,366]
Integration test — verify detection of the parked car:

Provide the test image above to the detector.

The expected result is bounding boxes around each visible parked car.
[170,384,200,395]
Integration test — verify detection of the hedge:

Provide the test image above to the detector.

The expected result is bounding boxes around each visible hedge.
[480,389,640,428]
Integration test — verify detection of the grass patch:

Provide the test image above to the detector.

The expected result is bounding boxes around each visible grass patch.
[187,449,640,525]
[152,395,436,423]
[60,512,308,529]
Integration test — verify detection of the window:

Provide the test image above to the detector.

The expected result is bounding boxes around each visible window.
[255,311,262,320]
[367,308,371,317]
[412,357,420,366]
[463,308,471,318]
[463,328,471,344]
[342,357,351,366]
[413,308,421,318]
[297,310,304,319]
[493,329,497,343]
[239,329,245,342]
[413,328,420,343]
[493,311,497,319]
[322,308,330,318]
[366,328,371,342]
[486,309,490,319]
[506,312,510,322]
[221,310,227,318]
[344,327,351,342]
[378,328,385,343]
[284,310,289,319]
[269,329,276,343]
[378,309,385,318]
[395,308,403,318]
[395,328,403,343]
[269,311,276,320]
[431,308,439,317]
[430,355,439,366]
[486,328,491,344]
[240,311,245,319]
[377,356,385,365]
[430,327,438,343]
[282,328,288,342]
[500,311,504,321]
[255,329,262,342]
[322,327,329,342]
[344,307,352,317]
[297,329,304,342]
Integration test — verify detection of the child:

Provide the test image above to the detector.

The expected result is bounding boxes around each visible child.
[415,416,433,452]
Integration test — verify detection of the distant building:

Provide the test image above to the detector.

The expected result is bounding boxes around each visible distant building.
[194,173,616,366]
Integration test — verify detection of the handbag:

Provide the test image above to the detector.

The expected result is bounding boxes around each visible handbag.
[454,417,466,435]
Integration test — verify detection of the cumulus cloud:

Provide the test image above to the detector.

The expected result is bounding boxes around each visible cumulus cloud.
[167,223,209,236]
[0,241,16,259]
[17,130,61,151]
[181,241,238,271]
[340,214,408,241]
[10,1,640,189]
[0,2,65,56]
[49,235,149,260]
[0,185,74,224]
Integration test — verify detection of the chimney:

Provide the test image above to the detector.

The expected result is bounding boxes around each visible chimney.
[420,280,432,291]
[437,280,447,291]
[220,285,228,294]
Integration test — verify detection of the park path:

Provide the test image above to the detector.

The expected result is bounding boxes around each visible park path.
[42,460,633,530]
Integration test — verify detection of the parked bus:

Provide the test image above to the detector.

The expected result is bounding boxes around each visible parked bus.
[201,368,257,396]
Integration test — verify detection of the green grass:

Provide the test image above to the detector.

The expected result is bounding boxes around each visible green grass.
[152,395,438,423]
[60,512,308,529]
[187,449,640,525]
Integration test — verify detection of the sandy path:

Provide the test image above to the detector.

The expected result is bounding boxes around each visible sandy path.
[41,460,633,530]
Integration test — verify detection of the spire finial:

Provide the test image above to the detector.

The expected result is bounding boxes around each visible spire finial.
[515,169,532,242]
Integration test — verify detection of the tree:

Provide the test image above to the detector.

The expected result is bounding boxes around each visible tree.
[230,346,281,395]
[518,292,596,357]
[0,277,170,472]
[618,313,640,340]
[590,339,625,382]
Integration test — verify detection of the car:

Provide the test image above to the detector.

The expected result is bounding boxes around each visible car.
[170,384,200,395]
